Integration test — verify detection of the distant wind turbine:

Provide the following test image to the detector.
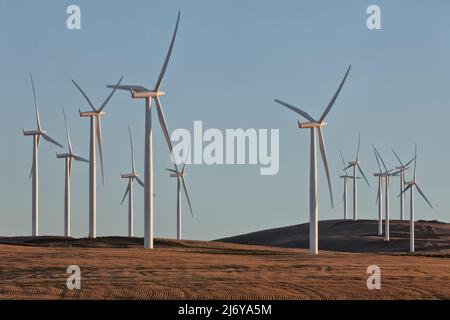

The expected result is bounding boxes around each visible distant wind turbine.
[391,149,415,221]
[23,73,63,236]
[372,145,391,236]
[400,145,433,253]
[339,150,359,220]
[108,12,181,249]
[344,132,370,221]
[57,106,89,237]
[275,65,351,255]
[373,147,399,241]
[166,149,193,240]
[120,127,144,238]
[72,75,123,238]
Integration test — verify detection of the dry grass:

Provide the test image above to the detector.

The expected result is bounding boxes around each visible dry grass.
[0,238,449,300]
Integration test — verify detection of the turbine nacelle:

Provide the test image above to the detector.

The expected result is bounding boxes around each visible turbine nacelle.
[297,121,327,129]
[340,175,360,179]
[79,110,106,117]
[23,129,46,136]
[132,90,165,99]
[56,153,73,159]
[121,173,138,179]
[170,172,187,178]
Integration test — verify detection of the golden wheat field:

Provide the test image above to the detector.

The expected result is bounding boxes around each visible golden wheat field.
[0,237,449,300]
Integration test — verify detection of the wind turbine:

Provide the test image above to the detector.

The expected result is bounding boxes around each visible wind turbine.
[344,132,370,221]
[372,145,391,236]
[400,145,433,253]
[166,150,193,240]
[339,150,359,220]
[373,147,399,241]
[275,65,351,255]
[23,73,63,236]
[391,149,415,221]
[57,106,89,237]
[107,12,181,249]
[72,75,123,238]
[120,127,144,238]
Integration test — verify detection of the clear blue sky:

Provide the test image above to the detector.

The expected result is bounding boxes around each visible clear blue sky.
[0,0,449,240]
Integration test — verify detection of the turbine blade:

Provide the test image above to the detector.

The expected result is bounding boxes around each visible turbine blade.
[319,65,351,123]
[181,176,194,217]
[99,75,123,112]
[318,128,334,208]
[96,117,105,185]
[29,163,33,179]
[181,141,191,174]
[154,97,178,171]
[61,105,73,153]
[344,164,353,171]
[416,184,433,209]
[372,145,383,173]
[399,184,412,197]
[274,99,315,122]
[391,149,404,168]
[135,176,145,188]
[121,182,130,205]
[155,11,181,91]
[42,133,63,148]
[357,164,370,187]
[356,131,361,161]
[106,85,149,93]
[128,126,136,174]
[405,156,416,168]
[73,155,89,163]
[72,80,97,112]
[374,147,389,173]
[29,73,41,131]
[165,168,178,173]
[339,150,348,174]
[414,143,417,181]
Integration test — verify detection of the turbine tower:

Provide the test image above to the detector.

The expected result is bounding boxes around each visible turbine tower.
[400,145,433,253]
[373,148,399,241]
[72,76,123,238]
[108,12,181,249]
[166,151,193,240]
[391,149,415,221]
[344,132,370,221]
[57,106,89,237]
[339,150,359,220]
[23,73,63,236]
[120,127,144,237]
[275,65,351,255]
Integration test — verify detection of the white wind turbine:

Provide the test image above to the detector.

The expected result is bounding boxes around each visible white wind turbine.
[108,12,181,249]
[23,73,63,236]
[373,147,399,241]
[57,106,89,237]
[275,65,351,255]
[120,127,144,238]
[400,145,433,253]
[344,132,370,221]
[339,150,359,220]
[372,145,392,236]
[166,150,194,240]
[72,75,123,238]
[391,149,415,221]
